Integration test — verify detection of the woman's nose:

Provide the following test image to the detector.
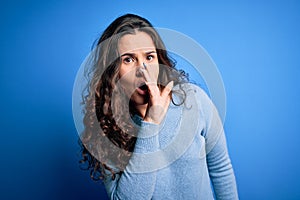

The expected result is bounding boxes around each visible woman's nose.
[135,61,144,77]
[137,59,144,68]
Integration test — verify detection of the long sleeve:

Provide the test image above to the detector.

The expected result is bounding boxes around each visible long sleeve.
[198,87,239,200]
[103,119,160,200]
[101,83,239,199]
[206,131,238,200]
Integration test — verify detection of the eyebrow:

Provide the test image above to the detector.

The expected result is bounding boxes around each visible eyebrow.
[120,51,157,57]
[145,50,157,54]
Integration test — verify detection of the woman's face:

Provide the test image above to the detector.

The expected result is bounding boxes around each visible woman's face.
[118,31,159,106]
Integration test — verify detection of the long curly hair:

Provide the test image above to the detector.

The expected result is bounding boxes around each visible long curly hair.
[79,14,188,181]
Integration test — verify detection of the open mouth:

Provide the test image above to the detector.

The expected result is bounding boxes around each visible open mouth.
[139,84,148,91]
[136,82,148,95]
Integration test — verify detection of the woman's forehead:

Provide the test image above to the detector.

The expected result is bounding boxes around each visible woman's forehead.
[118,31,156,55]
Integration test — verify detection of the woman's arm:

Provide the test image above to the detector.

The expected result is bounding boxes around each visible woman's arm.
[196,86,238,200]
[206,128,238,199]
[102,120,160,200]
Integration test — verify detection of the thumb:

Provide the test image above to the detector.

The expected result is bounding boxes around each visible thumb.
[162,81,174,98]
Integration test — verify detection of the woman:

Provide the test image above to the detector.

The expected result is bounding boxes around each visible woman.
[80,13,238,199]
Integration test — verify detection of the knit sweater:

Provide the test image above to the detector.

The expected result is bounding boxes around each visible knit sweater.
[102,83,238,200]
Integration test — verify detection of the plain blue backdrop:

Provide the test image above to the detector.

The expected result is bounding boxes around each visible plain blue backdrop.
[1,0,300,199]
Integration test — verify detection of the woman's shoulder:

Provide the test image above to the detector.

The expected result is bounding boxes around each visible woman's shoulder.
[174,82,211,104]
[173,82,216,120]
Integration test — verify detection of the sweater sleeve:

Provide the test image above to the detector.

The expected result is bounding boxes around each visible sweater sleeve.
[103,120,160,200]
[196,86,239,200]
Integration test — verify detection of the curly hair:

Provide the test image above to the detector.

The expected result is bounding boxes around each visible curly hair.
[79,14,189,181]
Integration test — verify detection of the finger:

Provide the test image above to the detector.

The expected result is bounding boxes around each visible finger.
[143,62,147,70]
[139,67,151,82]
[141,63,157,82]
[146,81,160,97]
[139,67,160,96]
[161,81,174,98]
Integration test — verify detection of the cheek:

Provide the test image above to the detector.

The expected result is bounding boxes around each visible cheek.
[119,65,127,78]
[154,64,160,79]
[118,75,133,98]
[119,64,136,78]
[118,66,136,92]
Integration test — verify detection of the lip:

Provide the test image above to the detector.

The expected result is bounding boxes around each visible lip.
[136,86,147,95]
[135,81,148,95]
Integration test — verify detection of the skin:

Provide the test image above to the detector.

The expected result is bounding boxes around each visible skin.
[118,31,173,124]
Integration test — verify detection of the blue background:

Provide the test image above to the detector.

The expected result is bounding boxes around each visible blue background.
[1,0,300,199]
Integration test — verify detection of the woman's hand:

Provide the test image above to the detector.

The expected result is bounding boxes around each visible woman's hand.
[140,63,174,124]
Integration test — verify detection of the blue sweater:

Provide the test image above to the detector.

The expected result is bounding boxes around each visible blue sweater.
[102,83,238,200]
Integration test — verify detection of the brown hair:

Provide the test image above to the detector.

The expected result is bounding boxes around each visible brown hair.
[79,14,188,180]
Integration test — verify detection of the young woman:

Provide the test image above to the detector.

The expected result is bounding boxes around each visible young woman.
[80,13,238,199]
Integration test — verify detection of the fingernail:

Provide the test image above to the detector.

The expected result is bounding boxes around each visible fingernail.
[168,81,174,89]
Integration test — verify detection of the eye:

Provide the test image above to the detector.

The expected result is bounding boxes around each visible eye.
[146,55,154,61]
[123,56,134,64]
